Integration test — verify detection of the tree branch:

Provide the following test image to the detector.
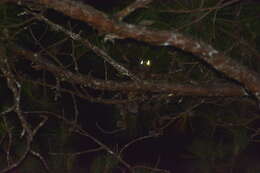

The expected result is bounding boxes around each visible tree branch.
[114,0,154,21]
[11,45,247,97]
[4,0,260,97]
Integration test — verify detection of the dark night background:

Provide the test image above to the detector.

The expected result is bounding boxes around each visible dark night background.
[0,0,260,173]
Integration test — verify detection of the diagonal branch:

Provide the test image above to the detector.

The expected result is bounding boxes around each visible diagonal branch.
[5,0,259,96]
[11,45,247,97]
[27,11,141,82]
[114,0,155,21]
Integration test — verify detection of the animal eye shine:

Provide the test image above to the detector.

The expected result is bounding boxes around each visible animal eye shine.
[140,59,152,67]
[146,60,151,66]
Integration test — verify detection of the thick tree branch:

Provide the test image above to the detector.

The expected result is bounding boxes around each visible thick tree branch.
[114,0,154,21]
[10,45,247,97]
[4,0,260,97]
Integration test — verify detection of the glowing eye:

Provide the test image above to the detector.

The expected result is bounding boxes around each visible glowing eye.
[140,60,144,65]
[146,60,151,66]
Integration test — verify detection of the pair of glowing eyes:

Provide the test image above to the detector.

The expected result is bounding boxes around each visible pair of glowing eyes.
[140,59,151,66]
